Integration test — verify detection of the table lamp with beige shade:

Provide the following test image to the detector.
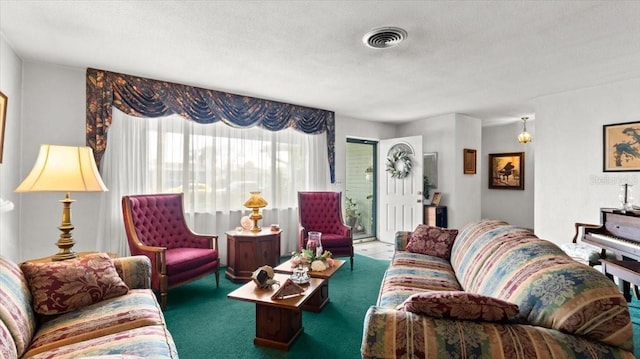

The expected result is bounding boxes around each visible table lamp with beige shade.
[16,145,108,261]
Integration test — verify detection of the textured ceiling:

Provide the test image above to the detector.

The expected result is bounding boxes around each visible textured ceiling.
[1,1,639,125]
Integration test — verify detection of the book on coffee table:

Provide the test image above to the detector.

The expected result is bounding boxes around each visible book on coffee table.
[271,278,305,300]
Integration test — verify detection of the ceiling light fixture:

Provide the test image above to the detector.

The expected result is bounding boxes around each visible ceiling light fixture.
[363,26,408,49]
[517,117,532,144]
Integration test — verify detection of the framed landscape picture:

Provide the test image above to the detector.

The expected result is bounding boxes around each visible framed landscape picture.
[488,152,524,190]
[603,121,640,172]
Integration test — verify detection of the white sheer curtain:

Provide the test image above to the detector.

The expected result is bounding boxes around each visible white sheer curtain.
[96,108,330,264]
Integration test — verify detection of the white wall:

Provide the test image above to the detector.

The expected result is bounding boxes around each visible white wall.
[0,34,23,261]
[19,62,95,260]
[13,70,400,260]
[398,113,482,229]
[8,56,640,259]
[401,114,455,204]
[341,113,483,231]
[481,121,535,229]
[534,78,640,245]
[452,114,482,228]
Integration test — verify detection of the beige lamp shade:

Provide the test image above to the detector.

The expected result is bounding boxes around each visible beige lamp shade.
[16,145,107,193]
[15,144,107,261]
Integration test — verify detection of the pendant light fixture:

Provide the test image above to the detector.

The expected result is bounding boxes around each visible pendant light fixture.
[517,117,532,144]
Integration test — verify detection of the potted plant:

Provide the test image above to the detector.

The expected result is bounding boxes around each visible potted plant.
[423,175,430,200]
[364,166,373,182]
[345,197,360,228]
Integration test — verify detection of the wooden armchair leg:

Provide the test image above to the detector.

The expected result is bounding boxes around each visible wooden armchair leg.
[350,256,353,271]
[160,292,167,310]
[159,275,168,310]
[215,271,220,288]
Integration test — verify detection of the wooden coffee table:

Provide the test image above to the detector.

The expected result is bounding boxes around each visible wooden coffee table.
[274,259,345,312]
[227,273,324,351]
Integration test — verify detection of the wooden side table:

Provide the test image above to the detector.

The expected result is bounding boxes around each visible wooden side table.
[225,228,281,283]
[23,251,118,264]
[424,205,447,227]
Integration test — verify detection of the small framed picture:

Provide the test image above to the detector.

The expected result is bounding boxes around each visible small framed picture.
[463,148,476,174]
[603,121,640,172]
[488,152,524,190]
[431,192,442,206]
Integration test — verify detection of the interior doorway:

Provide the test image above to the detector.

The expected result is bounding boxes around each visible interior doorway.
[346,138,377,241]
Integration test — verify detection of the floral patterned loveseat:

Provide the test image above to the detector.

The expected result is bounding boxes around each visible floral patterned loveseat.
[361,219,634,358]
[0,253,178,358]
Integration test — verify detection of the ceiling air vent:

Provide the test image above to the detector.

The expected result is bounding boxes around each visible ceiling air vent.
[363,27,408,49]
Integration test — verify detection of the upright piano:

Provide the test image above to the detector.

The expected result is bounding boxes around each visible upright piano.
[583,208,640,301]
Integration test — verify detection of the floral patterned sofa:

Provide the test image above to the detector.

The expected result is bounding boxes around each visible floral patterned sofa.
[361,219,634,358]
[0,253,178,358]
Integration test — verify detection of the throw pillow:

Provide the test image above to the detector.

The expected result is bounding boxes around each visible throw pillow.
[405,224,458,259]
[21,253,129,315]
[398,291,519,322]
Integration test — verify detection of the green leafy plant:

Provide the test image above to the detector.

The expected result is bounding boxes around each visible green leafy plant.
[423,175,430,199]
[345,197,360,224]
[386,151,412,179]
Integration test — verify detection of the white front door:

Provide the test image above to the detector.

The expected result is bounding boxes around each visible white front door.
[377,136,423,243]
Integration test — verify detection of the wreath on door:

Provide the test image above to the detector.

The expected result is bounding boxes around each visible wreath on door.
[386,151,412,179]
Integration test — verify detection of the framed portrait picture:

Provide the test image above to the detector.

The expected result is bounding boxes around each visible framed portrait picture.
[603,121,640,172]
[0,91,6,163]
[463,148,476,174]
[488,152,524,190]
[431,192,442,206]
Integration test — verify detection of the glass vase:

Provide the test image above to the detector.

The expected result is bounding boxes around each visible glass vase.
[619,184,634,211]
[307,231,322,257]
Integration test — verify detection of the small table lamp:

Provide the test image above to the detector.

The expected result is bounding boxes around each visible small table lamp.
[244,191,268,232]
[15,145,108,261]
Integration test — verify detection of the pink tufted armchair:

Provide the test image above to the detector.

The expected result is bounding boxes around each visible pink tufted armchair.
[122,193,219,309]
[298,191,354,270]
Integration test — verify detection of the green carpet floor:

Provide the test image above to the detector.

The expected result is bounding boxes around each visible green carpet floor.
[164,255,640,358]
[163,254,390,359]
[627,297,640,358]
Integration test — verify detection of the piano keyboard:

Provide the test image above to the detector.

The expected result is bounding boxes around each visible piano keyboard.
[585,233,640,261]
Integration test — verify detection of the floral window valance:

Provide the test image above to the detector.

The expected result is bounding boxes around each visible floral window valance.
[86,68,336,182]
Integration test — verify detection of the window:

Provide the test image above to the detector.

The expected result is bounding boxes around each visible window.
[146,116,313,211]
[97,109,329,256]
